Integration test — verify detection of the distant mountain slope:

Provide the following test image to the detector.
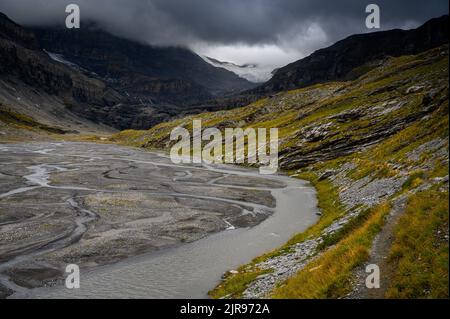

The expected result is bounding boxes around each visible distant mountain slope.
[0,12,124,134]
[0,12,255,132]
[0,12,177,131]
[32,26,255,99]
[252,15,449,94]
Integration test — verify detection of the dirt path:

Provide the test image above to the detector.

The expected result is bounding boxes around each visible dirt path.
[347,195,408,299]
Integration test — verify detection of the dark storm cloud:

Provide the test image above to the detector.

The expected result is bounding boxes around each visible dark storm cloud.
[0,0,448,58]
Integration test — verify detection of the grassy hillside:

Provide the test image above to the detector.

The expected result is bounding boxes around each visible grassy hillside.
[110,45,449,299]
[0,103,77,142]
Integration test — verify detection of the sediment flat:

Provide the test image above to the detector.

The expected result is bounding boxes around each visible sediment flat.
[0,142,317,298]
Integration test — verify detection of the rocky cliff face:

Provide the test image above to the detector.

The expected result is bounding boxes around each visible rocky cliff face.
[0,36,120,105]
[0,13,255,131]
[32,26,255,100]
[252,15,449,94]
[0,26,146,130]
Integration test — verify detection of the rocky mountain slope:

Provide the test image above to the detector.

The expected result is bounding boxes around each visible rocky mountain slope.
[185,15,449,117]
[0,12,120,138]
[111,44,449,299]
[250,15,449,94]
[32,26,255,100]
[0,12,254,134]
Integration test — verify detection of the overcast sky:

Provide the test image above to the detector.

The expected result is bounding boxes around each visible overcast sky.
[1,0,448,68]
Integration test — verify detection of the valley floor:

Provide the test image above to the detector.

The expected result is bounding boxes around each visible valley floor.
[0,141,317,298]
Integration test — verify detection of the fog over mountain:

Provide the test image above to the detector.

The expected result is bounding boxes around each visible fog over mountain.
[1,0,448,70]
[201,56,275,83]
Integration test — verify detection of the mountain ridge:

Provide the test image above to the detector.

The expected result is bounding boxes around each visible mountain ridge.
[1,13,448,134]
[0,12,255,132]
[31,25,255,98]
[252,15,449,94]
[186,15,449,117]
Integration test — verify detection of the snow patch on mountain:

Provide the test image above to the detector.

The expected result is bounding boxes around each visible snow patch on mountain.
[44,50,81,70]
[201,56,274,83]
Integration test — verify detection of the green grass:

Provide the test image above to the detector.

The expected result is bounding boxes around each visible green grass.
[402,170,425,190]
[285,172,346,245]
[208,171,347,298]
[0,104,70,134]
[271,202,391,298]
[209,269,272,299]
[386,188,449,298]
